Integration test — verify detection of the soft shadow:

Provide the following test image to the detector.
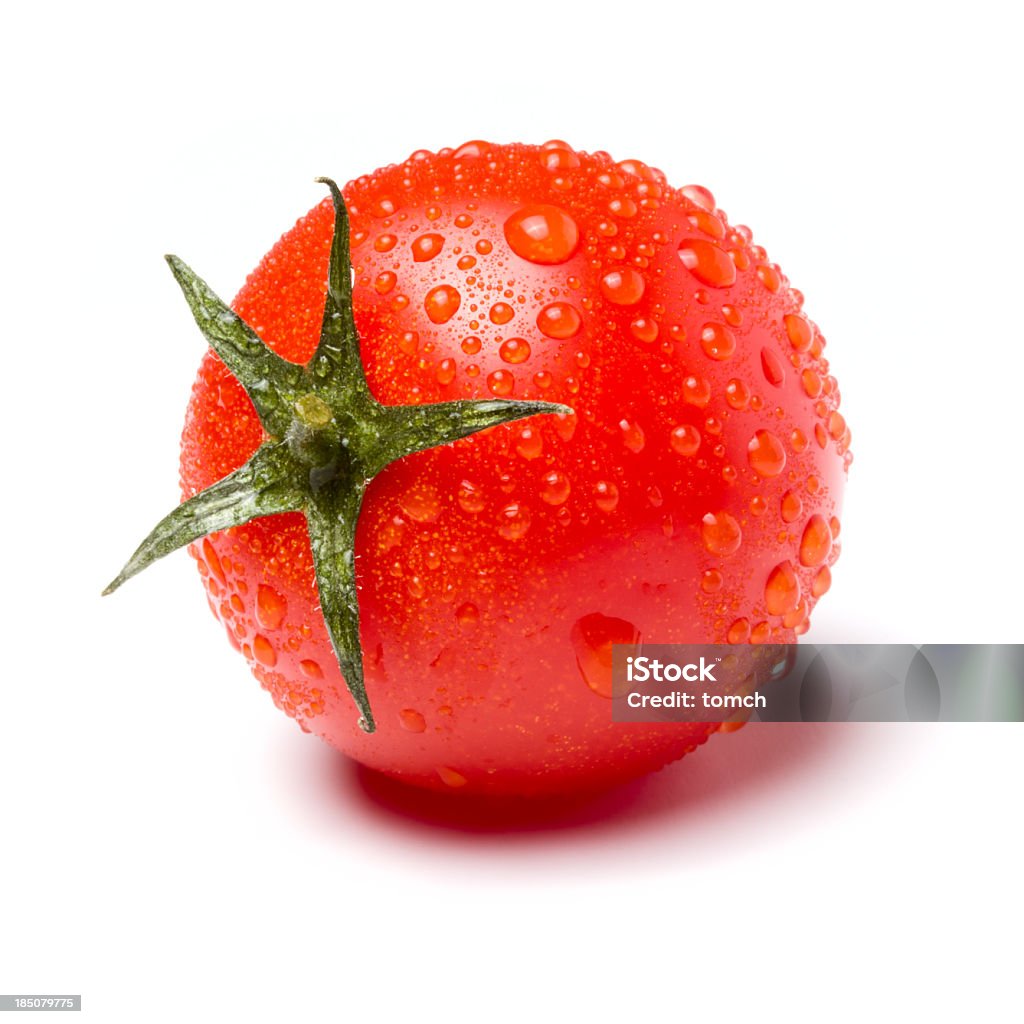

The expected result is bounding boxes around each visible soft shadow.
[319,722,865,838]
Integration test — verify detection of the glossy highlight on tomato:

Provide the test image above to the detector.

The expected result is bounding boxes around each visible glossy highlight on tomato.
[178,141,850,796]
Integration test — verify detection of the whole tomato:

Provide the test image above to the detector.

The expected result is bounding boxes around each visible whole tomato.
[112,141,849,796]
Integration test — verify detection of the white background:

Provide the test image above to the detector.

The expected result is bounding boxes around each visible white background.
[2,2,1021,1021]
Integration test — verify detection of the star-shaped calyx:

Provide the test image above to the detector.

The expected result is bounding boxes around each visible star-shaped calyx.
[104,178,571,733]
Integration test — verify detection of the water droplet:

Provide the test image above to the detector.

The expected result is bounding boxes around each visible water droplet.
[256,584,287,630]
[497,502,532,539]
[300,659,322,678]
[757,265,782,292]
[461,335,481,355]
[828,410,847,440]
[437,766,468,788]
[702,512,742,556]
[503,204,580,264]
[799,514,833,566]
[791,428,808,452]
[456,602,479,626]
[784,312,813,352]
[202,538,225,585]
[435,358,457,385]
[629,318,659,344]
[781,490,803,523]
[571,612,639,698]
[476,239,493,255]
[457,480,485,513]
[499,337,531,364]
[374,233,397,253]
[765,561,801,615]
[515,426,543,459]
[399,708,426,733]
[540,470,571,505]
[700,322,737,360]
[670,424,701,456]
[682,376,711,407]
[619,418,646,453]
[487,369,514,396]
[681,184,716,211]
[424,284,461,324]
[761,348,786,387]
[457,254,476,271]
[541,147,581,171]
[727,618,751,643]
[722,304,743,327]
[600,268,645,305]
[400,485,442,523]
[490,301,515,325]
[253,634,277,667]
[725,379,750,410]
[687,209,726,239]
[747,430,787,477]
[678,239,737,288]
[812,565,832,598]
[594,481,620,512]
[374,271,397,294]
[701,569,723,593]
[454,140,488,159]
[537,301,582,339]
[411,232,444,262]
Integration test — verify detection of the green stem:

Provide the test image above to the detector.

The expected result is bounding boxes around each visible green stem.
[104,178,572,732]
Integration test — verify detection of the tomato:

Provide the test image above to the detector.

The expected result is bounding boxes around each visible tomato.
[111,141,850,796]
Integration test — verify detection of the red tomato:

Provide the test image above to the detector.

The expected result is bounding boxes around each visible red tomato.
[174,141,849,795]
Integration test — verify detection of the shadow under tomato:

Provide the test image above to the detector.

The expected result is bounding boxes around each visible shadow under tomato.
[328,721,862,837]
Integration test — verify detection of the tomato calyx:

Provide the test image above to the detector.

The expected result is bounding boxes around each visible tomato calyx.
[103,178,571,733]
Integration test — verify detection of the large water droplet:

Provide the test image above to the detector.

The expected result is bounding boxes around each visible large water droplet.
[670,424,701,456]
[781,489,803,524]
[401,485,442,523]
[540,470,571,505]
[784,312,813,352]
[681,184,716,211]
[571,612,639,699]
[678,239,737,288]
[256,584,287,630]
[702,512,742,556]
[761,347,786,387]
[499,338,531,364]
[253,634,277,667]
[594,481,620,512]
[700,322,737,360]
[799,514,832,566]
[536,302,581,339]
[487,369,514,396]
[435,358,456,385]
[747,430,787,477]
[411,233,445,262]
[497,502,532,539]
[765,561,801,615]
[399,708,426,733]
[457,480,485,514]
[424,284,461,324]
[619,418,646,453]
[504,204,580,264]
[489,302,515,325]
[600,268,645,305]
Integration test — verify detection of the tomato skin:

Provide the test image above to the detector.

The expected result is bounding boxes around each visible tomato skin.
[180,142,849,795]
